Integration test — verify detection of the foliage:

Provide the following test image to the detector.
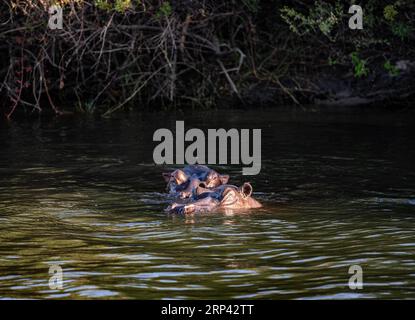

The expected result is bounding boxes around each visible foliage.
[95,0,111,11]
[384,60,400,77]
[279,1,414,79]
[156,1,172,18]
[280,2,343,41]
[95,0,132,12]
[328,57,338,66]
[114,0,131,13]
[391,22,412,41]
[1,0,414,118]
[384,5,398,22]
[350,52,369,78]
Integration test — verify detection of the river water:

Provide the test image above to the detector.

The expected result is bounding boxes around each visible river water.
[1,109,415,299]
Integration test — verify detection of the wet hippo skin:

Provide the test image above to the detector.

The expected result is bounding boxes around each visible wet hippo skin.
[167,183,262,214]
[163,165,262,214]
[162,165,229,199]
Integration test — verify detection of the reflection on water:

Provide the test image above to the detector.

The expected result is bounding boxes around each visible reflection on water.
[1,110,415,299]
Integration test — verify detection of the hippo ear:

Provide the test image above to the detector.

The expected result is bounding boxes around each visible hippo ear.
[162,172,172,182]
[173,169,188,185]
[220,174,229,185]
[239,182,253,198]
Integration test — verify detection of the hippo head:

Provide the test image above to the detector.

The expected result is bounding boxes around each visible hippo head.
[167,182,262,214]
[162,169,189,193]
[220,183,262,209]
[205,170,229,188]
[178,178,204,199]
[163,166,229,197]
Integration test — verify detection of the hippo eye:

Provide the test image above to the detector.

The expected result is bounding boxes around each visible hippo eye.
[221,189,237,206]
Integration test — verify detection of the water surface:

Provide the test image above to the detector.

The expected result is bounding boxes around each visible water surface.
[1,109,415,299]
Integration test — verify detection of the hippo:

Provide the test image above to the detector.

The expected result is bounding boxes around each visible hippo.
[162,165,229,199]
[167,182,262,214]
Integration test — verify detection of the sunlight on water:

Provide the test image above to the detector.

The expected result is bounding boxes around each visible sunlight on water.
[1,110,415,299]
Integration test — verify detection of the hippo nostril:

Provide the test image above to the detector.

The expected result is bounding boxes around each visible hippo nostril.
[199,182,206,188]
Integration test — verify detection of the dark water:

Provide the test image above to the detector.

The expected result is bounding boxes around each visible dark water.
[1,109,415,299]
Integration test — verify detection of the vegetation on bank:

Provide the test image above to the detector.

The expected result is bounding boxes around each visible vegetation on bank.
[1,1,414,118]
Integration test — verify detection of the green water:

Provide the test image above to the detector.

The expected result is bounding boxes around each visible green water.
[1,110,415,299]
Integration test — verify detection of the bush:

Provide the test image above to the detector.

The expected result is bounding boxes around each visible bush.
[1,0,414,118]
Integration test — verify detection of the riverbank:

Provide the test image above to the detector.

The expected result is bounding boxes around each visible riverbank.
[1,1,414,118]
